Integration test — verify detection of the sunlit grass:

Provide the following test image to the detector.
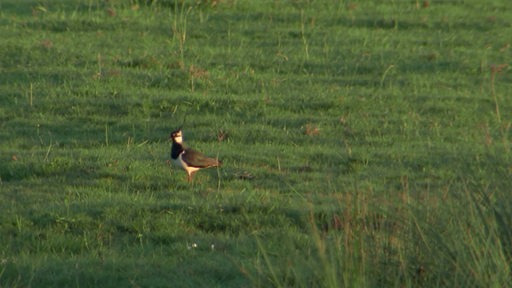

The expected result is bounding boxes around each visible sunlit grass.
[1,0,511,287]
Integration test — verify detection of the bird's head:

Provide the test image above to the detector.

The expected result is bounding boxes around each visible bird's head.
[170,129,183,144]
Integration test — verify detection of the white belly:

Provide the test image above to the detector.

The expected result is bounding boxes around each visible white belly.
[173,153,201,175]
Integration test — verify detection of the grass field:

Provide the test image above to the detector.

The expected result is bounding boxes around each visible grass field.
[1,0,511,287]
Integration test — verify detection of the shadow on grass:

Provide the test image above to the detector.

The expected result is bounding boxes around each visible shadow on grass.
[0,253,249,288]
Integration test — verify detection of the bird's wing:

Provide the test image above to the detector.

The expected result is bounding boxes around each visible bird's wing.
[182,148,221,168]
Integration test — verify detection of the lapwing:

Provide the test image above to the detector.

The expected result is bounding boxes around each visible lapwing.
[169,129,222,182]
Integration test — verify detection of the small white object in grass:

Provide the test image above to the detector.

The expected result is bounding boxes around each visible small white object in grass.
[210,244,215,251]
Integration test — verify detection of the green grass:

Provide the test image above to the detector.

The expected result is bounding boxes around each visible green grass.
[1,0,512,287]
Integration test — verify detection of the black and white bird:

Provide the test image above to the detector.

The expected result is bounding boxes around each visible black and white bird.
[169,129,222,182]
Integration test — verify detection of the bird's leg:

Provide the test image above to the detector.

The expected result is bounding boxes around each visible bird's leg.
[187,172,195,183]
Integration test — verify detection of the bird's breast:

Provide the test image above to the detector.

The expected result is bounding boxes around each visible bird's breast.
[172,152,187,169]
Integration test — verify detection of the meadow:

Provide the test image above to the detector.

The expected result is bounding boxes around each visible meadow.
[1,0,511,287]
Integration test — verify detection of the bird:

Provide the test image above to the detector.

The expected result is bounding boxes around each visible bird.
[169,129,222,182]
